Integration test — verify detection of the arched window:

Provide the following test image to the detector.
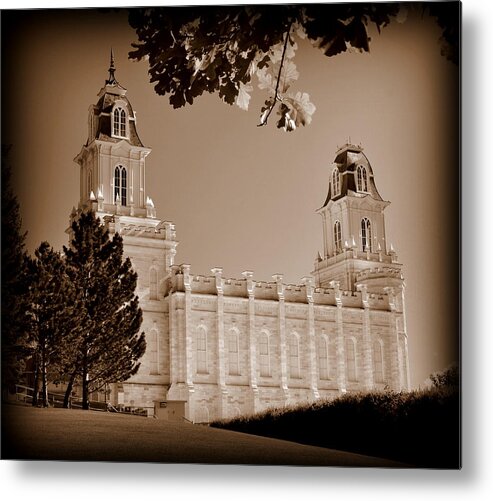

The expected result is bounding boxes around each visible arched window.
[149,329,159,375]
[121,167,127,206]
[346,338,357,382]
[149,268,158,300]
[288,333,300,379]
[333,220,342,254]
[331,168,341,197]
[113,106,127,137]
[356,165,369,192]
[196,327,208,374]
[318,336,329,380]
[361,218,372,251]
[87,170,92,198]
[259,331,271,377]
[373,339,384,383]
[228,329,240,376]
[114,165,127,206]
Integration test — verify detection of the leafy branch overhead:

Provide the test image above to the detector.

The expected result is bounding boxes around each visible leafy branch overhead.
[128,4,459,131]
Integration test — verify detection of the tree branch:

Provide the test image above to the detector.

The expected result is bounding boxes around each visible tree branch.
[258,22,292,127]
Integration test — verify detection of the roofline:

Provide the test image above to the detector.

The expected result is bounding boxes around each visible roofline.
[317,194,391,212]
[73,139,152,163]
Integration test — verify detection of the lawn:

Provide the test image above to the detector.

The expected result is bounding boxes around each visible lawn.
[1,403,406,466]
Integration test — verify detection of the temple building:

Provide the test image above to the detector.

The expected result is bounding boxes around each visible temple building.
[74,55,410,421]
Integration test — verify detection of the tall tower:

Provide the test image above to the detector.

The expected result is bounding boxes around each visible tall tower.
[73,52,178,409]
[312,142,404,294]
[313,143,410,390]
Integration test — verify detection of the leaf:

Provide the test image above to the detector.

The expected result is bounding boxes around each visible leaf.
[169,91,186,109]
[276,103,296,131]
[291,91,316,125]
[235,82,253,111]
[396,5,408,24]
[294,20,307,40]
[219,79,238,105]
[258,98,275,125]
[280,59,299,93]
[281,92,316,129]
[256,66,274,92]
[269,40,285,64]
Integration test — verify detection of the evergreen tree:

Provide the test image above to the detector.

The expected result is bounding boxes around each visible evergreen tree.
[1,145,30,397]
[63,210,146,410]
[26,242,77,407]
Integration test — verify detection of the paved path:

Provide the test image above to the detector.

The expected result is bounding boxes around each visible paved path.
[2,404,405,466]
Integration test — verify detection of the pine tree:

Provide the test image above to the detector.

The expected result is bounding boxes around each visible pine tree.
[63,210,146,410]
[1,145,30,398]
[26,242,77,407]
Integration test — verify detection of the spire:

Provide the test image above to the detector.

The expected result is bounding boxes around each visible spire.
[106,48,117,85]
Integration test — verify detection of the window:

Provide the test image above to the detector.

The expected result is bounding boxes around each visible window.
[149,268,158,300]
[333,220,342,254]
[114,165,127,206]
[228,329,240,376]
[113,106,127,138]
[346,338,357,382]
[196,327,208,374]
[331,168,341,197]
[361,218,372,251]
[114,167,120,202]
[121,167,127,206]
[149,329,159,375]
[356,165,369,192]
[288,333,300,378]
[259,331,271,377]
[87,170,92,198]
[373,339,384,383]
[318,336,329,380]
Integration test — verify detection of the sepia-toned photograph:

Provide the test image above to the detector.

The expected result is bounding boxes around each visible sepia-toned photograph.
[1,2,460,470]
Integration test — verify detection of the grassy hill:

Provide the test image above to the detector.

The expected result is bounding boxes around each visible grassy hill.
[211,387,460,468]
[1,403,404,466]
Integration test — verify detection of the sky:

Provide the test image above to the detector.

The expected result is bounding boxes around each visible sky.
[1,5,459,390]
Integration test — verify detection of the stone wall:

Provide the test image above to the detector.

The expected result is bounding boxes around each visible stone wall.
[118,257,408,420]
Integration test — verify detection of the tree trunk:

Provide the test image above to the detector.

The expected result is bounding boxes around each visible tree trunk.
[63,371,77,408]
[31,352,39,407]
[40,343,48,407]
[82,364,89,410]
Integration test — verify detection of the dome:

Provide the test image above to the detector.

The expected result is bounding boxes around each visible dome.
[90,92,145,148]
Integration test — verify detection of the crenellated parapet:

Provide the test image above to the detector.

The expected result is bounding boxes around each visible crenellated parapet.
[96,212,177,242]
[166,264,395,311]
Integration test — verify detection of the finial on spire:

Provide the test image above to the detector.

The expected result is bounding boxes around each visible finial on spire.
[106,48,117,85]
